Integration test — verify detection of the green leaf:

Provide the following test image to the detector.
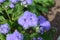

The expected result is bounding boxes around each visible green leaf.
[0,33,6,40]
[12,10,23,20]
[2,2,10,8]
[0,7,2,13]
[33,0,42,3]
[37,5,49,13]
[0,6,4,13]
[18,26,23,32]
[23,33,31,40]
[34,0,54,7]
[0,16,5,21]
[30,33,38,38]
[0,20,7,24]
[14,3,23,12]
[0,16,7,24]
[28,3,40,16]
[11,3,24,21]
[7,9,13,14]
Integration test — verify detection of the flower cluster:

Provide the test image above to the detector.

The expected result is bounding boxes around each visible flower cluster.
[0,0,33,8]
[0,0,55,40]
[9,0,19,4]
[6,30,23,40]
[18,11,51,34]
[0,13,51,40]
[9,0,19,8]
[21,0,32,7]
[18,11,38,29]
[0,0,5,3]
[9,3,15,8]
[38,16,51,34]
[33,37,43,40]
[18,11,51,35]
[9,0,33,8]
[0,23,10,34]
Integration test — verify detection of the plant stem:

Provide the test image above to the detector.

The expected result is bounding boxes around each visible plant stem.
[5,9,10,19]
[2,6,10,19]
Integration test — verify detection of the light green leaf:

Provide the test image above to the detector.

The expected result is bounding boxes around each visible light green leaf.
[0,16,5,21]
[30,33,38,38]
[0,33,6,40]
[0,16,7,24]
[33,0,42,3]
[7,9,13,14]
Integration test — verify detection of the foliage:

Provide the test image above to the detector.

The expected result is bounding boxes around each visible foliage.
[0,0,55,40]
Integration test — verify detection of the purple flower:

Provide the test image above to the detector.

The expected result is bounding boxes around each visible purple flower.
[39,27,44,34]
[38,15,51,31]
[37,37,43,40]
[26,0,32,5]
[33,37,43,40]
[0,23,10,34]
[6,30,23,40]
[38,15,47,24]
[18,16,29,29]
[9,0,18,4]
[40,21,51,31]
[23,11,38,27]
[0,0,5,3]
[22,1,27,5]
[32,37,36,40]
[18,11,38,29]
[21,0,32,7]
[21,0,32,5]
[9,3,14,8]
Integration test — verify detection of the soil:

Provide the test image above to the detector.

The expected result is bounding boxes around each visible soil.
[52,11,60,40]
[47,0,60,40]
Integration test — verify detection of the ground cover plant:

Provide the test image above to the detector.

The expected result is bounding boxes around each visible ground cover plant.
[0,0,56,40]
